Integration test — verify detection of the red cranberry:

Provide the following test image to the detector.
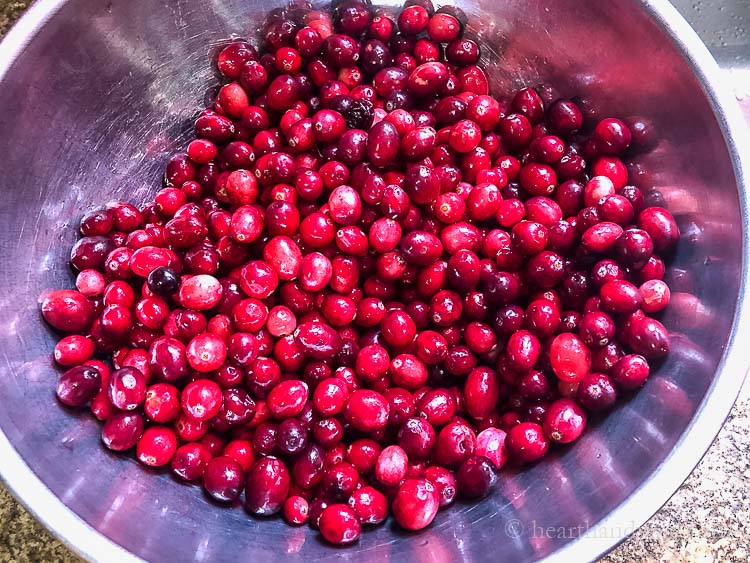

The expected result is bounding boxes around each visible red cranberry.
[181,379,223,421]
[344,389,389,432]
[392,478,440,531]
[108,367,147,411]
[628,317,670,359]
[101,412,144,451]
[136,426,177,467]
[543,398,587,443]
[283,495,309,525]
[203,456,244,502]
[638,207,680,251]
[506,422,549,463]
[41,290,96,333]
[397,417,436,460]
[476,427,508,469]
[593,118,631,154]
[245,457,290,515]
[349,486,388,524]
[611,354,651,389]
[171,443,211,480]
[319,504,361,545]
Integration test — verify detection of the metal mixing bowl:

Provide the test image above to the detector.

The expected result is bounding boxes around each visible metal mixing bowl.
[0,0,748,561]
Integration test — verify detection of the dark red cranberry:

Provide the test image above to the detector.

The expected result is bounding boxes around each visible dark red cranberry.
[456,455,497,498]
[577,372,618,411]
[56,365,101,407]
[245,457,290,516]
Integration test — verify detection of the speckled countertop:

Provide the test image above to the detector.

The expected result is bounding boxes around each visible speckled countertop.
[1,2,749,562]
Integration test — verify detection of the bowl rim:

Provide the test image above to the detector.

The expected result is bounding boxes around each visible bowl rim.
[0,0,748,562]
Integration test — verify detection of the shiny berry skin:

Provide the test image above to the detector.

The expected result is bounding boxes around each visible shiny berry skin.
[593,118,632,154]
[348,486,388,524]
[550,333,591,383]
[319,504,361,545]
[186,333,227,372]
[171,442,211,481]
[267,379,309,419]
[392,478,440,531]
[577,373,618,411]
[147,266,180,296]
[203,456,244,502]
[108,367,147,411]
[181,379,223,421]
[244,457,290,516]
[136,426,177,467]
[56,365,101,407]
[543,399,587,443]
[283,495,309,525]
[476,427,508,469]
[344,389,389,432]
[101,412,144,451]
[506,422,549,463]
[41,289,96,334]
[456,455,497,498]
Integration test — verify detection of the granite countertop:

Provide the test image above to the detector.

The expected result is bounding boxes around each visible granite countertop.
[1,2,749,562]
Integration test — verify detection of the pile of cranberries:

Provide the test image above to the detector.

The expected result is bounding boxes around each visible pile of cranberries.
[40,0,679,546]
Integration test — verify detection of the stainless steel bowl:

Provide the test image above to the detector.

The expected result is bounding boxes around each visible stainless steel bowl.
[0,0,748,561]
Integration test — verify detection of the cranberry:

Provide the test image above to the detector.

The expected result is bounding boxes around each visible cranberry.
[56,365,101,407]
[136,426,177,467]
[600,279,643,314]
[638,207,680,251]
[344,389,389,432]
[611,354,651,389]
[456,455,497,498]
[101,412,144,451]
[628,316,670,359]
[203,456,244,502]
[186,333,227,372]
[144,383,180,422]
[41,290,96,333]
[267,379,309,419]
[392,478,440,531]
[283,495,310,525]
[464,367,500,420]
[549,333,591,383]
[295,322,341,360]
[506,330,541,373]
[416,388,456,426]
[397,417,436,460]
[171,443,211,480]
[433,420,476,468]
[245,457,290,516]
[181,379,223,421]
[506,422,549,463]
[375,445,409,486]
[543,398,587,443]
[577,372,617,411]
[53,335,95,367]
[108,367,147,411]
[593,118,632,154]
[349,486,388,524]
[476,427,508,469]
[319,504,361,545]
[640,279,671,313]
